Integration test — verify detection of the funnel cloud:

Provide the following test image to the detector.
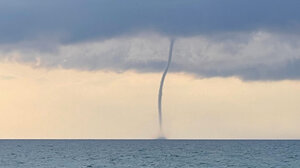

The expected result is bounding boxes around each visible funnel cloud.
[158,39,175,137]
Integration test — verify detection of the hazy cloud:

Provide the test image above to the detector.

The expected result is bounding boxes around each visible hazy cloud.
[0,75,16,80]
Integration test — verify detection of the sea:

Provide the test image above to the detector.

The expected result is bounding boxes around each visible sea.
[0,140,299,168]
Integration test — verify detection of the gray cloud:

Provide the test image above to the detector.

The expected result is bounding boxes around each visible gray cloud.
[1,1,300,80]
[1,0,300,45]
[1,31,300,81]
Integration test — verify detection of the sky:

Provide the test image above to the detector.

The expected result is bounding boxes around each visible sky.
[1,0,300,139]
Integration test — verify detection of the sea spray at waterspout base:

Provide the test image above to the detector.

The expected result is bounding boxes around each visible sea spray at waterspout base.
[158,39,175,138]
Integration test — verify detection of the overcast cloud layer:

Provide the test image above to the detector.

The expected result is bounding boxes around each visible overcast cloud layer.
[2,31,300,80]
[1,0,300,80]
[1,0,300,43]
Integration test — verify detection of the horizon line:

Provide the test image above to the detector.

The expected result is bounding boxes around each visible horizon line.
[1,138,300,141]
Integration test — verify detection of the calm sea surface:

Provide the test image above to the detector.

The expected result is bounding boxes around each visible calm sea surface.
[0,140,299,168]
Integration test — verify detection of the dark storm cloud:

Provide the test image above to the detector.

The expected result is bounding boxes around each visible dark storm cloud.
[0,0,300,44]
[1,0,300,81]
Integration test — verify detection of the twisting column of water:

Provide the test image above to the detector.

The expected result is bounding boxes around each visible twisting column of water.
[158,39,175,138]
